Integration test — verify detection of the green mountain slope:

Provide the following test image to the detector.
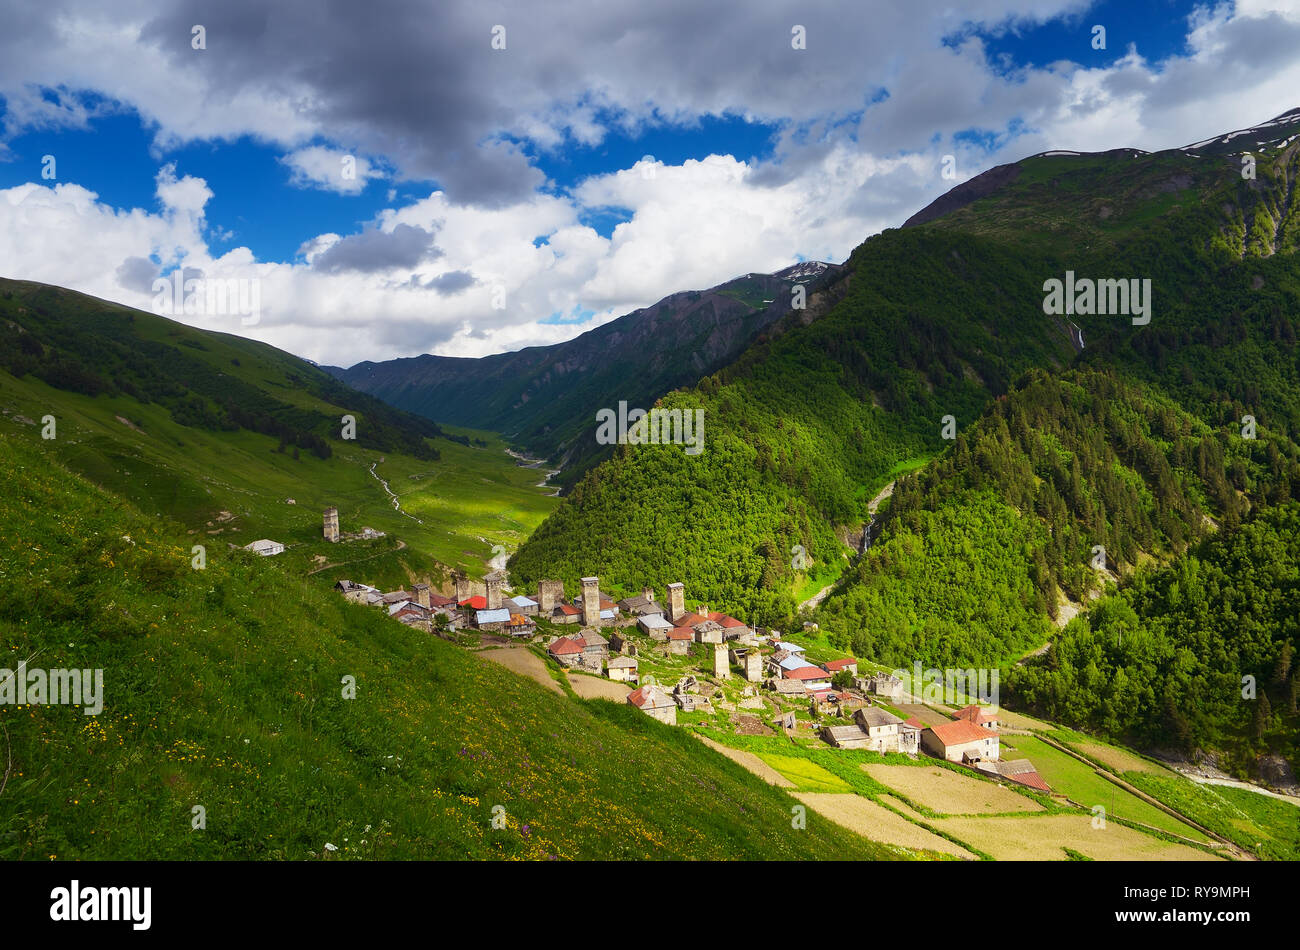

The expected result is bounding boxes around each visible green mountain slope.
[328,263,842,489]
[1007,503,1300,775]
[0,279,558,585]
[508,111,1300,774]
[0,429,892,860]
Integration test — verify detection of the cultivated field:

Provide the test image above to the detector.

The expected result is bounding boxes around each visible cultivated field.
[567,673,632,701]
[1001,736,1208,841]
[863,763,1043,815]
[759,754,851,792]
[929,813,1223,861]
[478,645,564,695]
[793,793,976,859]
[696,736,794,787]
[1067,737,1166,775]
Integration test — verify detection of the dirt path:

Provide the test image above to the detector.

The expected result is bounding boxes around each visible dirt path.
[1177,774,1300,808]
[306,539,407,575]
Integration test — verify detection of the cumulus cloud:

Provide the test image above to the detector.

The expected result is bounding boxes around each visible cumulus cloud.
[0,1,1298,367]
[282,145,385,195]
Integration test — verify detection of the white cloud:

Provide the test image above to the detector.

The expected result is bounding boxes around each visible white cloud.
[282,146,384,195]
[0,1,1298,369]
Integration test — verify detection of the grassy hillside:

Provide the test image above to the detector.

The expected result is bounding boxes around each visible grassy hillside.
[0,429,892,860]
[0,280,558,587]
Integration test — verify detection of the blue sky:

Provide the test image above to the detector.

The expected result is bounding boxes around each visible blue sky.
[0,0,1296,364]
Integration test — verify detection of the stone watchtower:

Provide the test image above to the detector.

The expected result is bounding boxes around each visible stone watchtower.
[485,572,504,611]
[581,576,601,627]
[666,582,685,623]
[412,583,431,609]
[537,579,564,614]
[453,571,471,604]
[713,643,730,679]
[323,507,340,542]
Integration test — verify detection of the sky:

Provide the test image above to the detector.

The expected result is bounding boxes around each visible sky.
[0,0,1298,367]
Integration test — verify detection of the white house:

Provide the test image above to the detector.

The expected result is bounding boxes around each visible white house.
[243,539,284,556]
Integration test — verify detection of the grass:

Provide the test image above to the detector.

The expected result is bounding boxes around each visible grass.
[755,754,851,793]
[0,368,557,594]
[0,429,897,861]
[1001,735,1208,842]
[1124,772,1300,861]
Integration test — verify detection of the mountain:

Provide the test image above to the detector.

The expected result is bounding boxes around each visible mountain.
[507,109,1300,773]
[0,278,559,587]
[326,261,842,488]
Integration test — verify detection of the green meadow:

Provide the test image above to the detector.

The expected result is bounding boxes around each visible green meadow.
[0,429,890,861]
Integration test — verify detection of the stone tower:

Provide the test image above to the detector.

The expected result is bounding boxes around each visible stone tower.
[743,650,763,682]
[641,585,655,603]
[485,571,504,611]
[666,582,685,623]
[412,583,431,609]
[581,576,601,627]
[713,643,730,679]
[323,507,340,543]
[453,571,470,604]
[537,579,564,614]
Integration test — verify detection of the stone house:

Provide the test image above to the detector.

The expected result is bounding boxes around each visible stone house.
[335,580,378,604]
[922,720,1000,763]
[953,704,1000,730]
[665,627,694,655]
[547,636,585,667]
[575,627,609,661]
[858,672,904,700]
[783,666,831,691]
[243,538,284,556]
[628,685,677,725]
[824,657,858,677]
[693,620,724,644]
[475,607,511,632]
[553,603,582,625]
[637,614,674,639]
[507,594,539,616]
[607,655,639,682]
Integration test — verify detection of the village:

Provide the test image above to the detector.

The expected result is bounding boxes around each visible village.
[314,507,1051,797]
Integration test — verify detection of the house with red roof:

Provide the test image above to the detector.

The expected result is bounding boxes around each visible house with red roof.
[784,666,832,690]
[458,595,488,610]
[665,626,695,655]
[707,612,752,640]
[922,719,1000,763]
[546,636,585,667]
[627,684,677,725]
[953,704,1000,730]
[553,603,581,624]
[823,657,859,676]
